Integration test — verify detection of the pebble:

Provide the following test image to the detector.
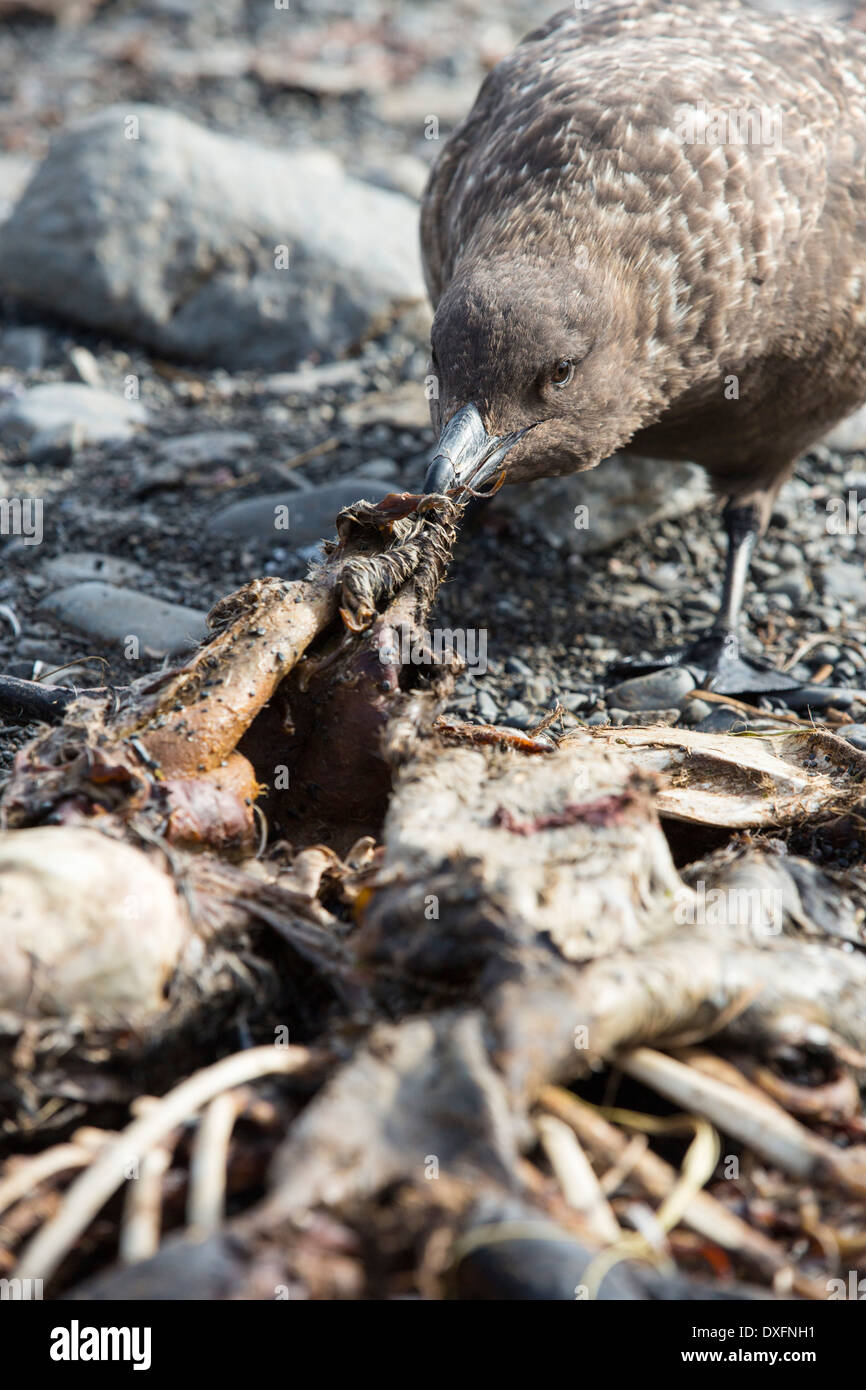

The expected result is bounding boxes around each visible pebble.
[609,707,681,726]
[680,698,713,725]
[205,477,393,546]
[783,685,855,711]
[808,642,841,665]
[842,724,866,751]
[695,706,744,732]
[821,560,866,605]
[525,674,552,704]
[0,382,147,451]
[39,552,149,587]
[643,563,681,591]
[476,690,499,722]
[0,151,34,222]
[606,666,696,711]
[2,326,46,371]
[503,700,530,727]
[766,574,809,605]
[561,691,590,711]
[359,153,430,201]
[38,583,208,657]
[776,541,804,568]
[155,431,255,468]
[357,457,400,480]
[505,655,534,678]
[681,595,717,615]
[67,344,103,388]
[260,361,368,397]
[766,592,793,613]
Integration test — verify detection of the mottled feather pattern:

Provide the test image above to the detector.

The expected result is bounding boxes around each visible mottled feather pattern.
[421,0,866,506]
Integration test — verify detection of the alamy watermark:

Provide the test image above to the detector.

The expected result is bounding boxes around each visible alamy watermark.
[0,497,42,545]
[675,879,783,934]
[826,492,866,535]
[381,625,488,674]
[674,100,783,149]
[1,1277,43,1300]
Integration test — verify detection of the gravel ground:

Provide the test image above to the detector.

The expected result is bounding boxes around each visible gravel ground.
[2,0,866,773]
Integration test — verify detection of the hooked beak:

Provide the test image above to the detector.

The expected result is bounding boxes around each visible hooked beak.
[424,403,531,494]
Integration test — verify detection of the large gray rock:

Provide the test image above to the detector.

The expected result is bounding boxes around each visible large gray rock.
[500,454,709,555]
[0,152,34,224]
[206,476,393,546]
[38,583,207,657]
[0,383,147,452]
[0,106,426,370]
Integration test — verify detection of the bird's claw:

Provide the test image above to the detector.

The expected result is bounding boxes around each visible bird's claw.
[607,630,803,697]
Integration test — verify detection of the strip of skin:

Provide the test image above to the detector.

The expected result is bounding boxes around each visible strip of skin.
[163,752,262,854]
[123,576,337,777]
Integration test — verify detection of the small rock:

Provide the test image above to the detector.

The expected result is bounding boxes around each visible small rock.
[842,724,866,751]
[586,710,610,726]
[449,694,475,711]
[39,583,207,657]
[0,152,34,222]
[340,382,431,431]
[561,691,590,711]
[155,431,255,468]
[476,690,499,722]
[39,552,149,587]
[611,707,680,726]
[607,707,632,724]
[695,706,743,732]
[525,675,552,704]
[67,344,103,388]
[606,667,696,711]
[374,79,481,128]
[260,360,367,397]
[505,655,534,678]
[766,574,809,606]
[206,477,393,546]
[643,562,681,591]
[503,700,530,727]
[821,561,866,605]
[783,685,855,711]
[358,457,400,480]
[751,558,781,581]
[808,642,841,665]
[682,594,717,615]
[776,541,803,568]
[2,326,46,371]
[766,592,793,613]
[0,383,146,451]
[680,697,712,724]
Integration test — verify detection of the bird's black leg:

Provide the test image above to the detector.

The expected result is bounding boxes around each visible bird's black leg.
[608,500,802,695]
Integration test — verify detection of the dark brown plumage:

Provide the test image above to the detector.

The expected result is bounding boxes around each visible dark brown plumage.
[420,0,866,693]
